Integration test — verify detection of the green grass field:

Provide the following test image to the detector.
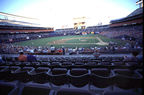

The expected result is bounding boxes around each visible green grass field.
[13,34,128,48]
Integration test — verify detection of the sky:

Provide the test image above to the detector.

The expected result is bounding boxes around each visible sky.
[0,0,139,29]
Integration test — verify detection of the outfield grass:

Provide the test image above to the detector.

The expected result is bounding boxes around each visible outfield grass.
[13,34,128,48]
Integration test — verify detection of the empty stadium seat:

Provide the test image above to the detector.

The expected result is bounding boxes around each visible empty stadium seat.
[48,68,68,87]
[125,62,140,66]
[90,68,115,88]
[98,62,112,66]
[5,62,13,65]
[51,62,61,66]
[2,66,20,81]
[74,62,85,66]
[40,62,50,66]
[102,57,112,62]
[10,66,21,72]
[112,62,125,66]
[68,68,90,88]
[61,62,73,66]
[11,67,34,82]
[0,82,18,95]
[20,83,53,95]
[29,67,50,84]
[113,69,143,89]
[55,88,95,95]
[104,91,141,95]
[85,62,98,66]
[91,59,101,63]
[21,62,31,66]
[51,68,67,75]
[31,62,40,65]
[0,66,11,80]
[0,66,8,71]
[13,62,21,65]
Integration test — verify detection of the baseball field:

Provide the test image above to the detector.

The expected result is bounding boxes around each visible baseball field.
[13,34,128,48]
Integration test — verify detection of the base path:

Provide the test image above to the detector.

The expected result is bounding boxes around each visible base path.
[96,37,109,45]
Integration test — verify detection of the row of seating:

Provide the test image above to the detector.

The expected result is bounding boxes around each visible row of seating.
[0,66,142,89]
[3,56,125,62]
[0,82,142,95]
[0,77,142,95]
[1,60,142,69]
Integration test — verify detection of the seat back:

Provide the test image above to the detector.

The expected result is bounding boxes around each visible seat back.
[21,84,51,95]
[0,83,16,95]
[113,69,142,89]
[56,88,94,95]
[70,68,88,76]
[91,68,110,77]
[52,68,67,75]
[69,68,90,87]
[91,68,114,88]
[104,91,140,95]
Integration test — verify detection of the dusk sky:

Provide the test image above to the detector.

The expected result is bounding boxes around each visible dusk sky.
[0,0,139,29]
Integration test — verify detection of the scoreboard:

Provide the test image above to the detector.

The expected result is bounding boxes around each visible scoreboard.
[73,17,86,29]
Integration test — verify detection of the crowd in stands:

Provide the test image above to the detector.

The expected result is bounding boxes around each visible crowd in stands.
[55,24,142,41]
[99,24,143,40]
[0,24,142,47]
[0,41,142,55]
[18,52,37,62]
[0,32,58,43]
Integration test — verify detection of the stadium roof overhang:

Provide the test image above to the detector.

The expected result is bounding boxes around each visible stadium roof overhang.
[110,8,143,24]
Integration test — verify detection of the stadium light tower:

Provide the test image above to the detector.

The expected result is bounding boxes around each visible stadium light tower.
[136,0,143,8]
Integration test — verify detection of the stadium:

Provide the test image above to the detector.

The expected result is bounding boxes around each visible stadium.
[0,0,143,95]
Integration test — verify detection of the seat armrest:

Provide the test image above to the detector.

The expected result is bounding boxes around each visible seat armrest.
[111,70,116,76]
[135,70,143,78]
[67,69,70,75]
[88,69,91,75]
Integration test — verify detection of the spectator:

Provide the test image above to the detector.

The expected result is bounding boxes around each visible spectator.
[27,52,37,62]
[123,51,139,62]
[93,50,100,58]
[50,45,55,54]
[62,46,65,55]
[0,55,4,63]
[132,50,139,57]
[58,49,62,53]
[137,53,143,64]
[18,52,27,62]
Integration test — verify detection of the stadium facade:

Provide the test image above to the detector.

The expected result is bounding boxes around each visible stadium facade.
[0,12,54,33]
